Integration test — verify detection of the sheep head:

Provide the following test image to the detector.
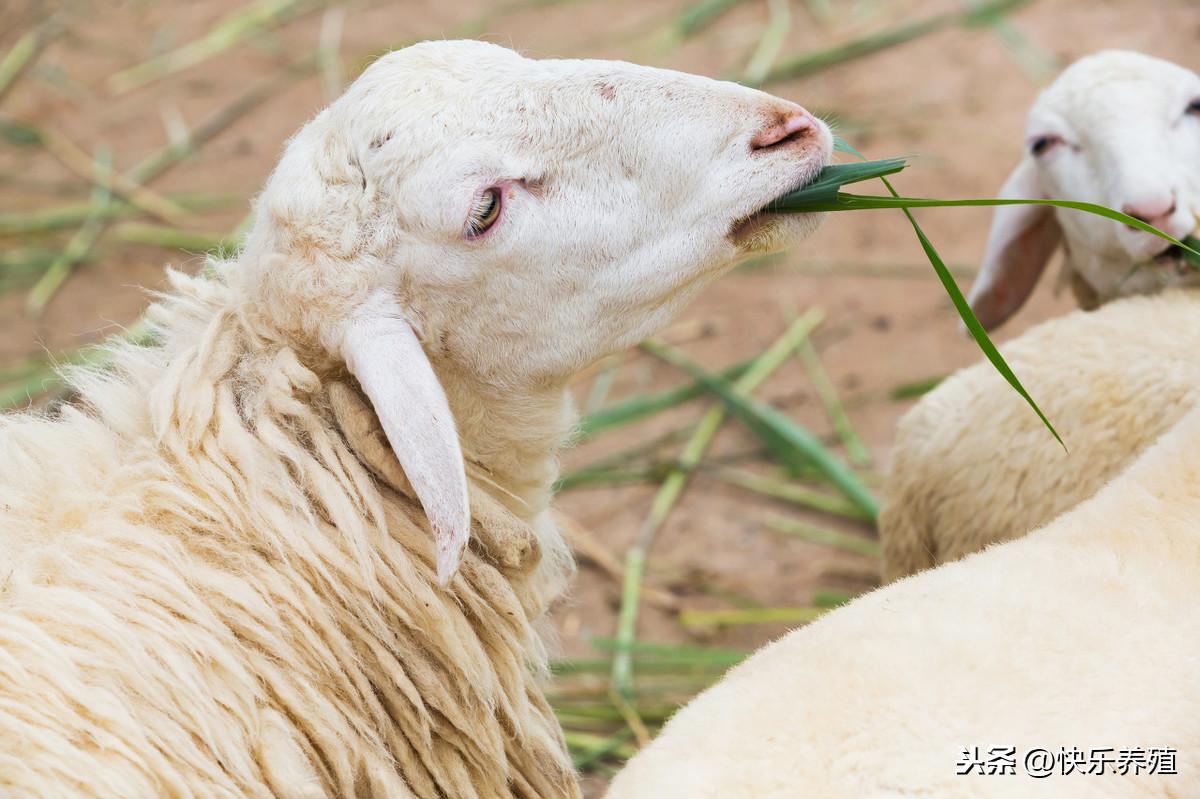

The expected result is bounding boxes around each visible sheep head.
[236,39,831,583]
[970,49,1200,330]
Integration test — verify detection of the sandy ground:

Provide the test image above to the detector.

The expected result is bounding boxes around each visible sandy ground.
[2,0,1197,793]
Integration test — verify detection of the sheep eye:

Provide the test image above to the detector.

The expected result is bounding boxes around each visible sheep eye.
[467,188,502,237]
[1029,135,1062,157]
[1187,98,1200,116]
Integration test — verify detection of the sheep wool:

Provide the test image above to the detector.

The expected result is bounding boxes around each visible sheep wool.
[880,289,1200,581]
[0,264,580,799]
[607,394,1200,799]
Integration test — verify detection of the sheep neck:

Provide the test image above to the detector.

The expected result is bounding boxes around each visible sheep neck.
[435,363,575,523]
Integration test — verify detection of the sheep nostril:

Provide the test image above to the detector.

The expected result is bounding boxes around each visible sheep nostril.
[750,111,815,151]
[1122,197,1177,227]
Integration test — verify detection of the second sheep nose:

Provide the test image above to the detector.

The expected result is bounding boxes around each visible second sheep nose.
[1122,195,1177,229]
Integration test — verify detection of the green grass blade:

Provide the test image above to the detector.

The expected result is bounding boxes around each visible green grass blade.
[611,549,646,699]
[584,354,624,414]
[680,606,826,629]
[0,370,62,410]
[800,137,1099,446]
[778,193,1200,262]
[0,194,233,236]
[570,729,635,769]
[0,19,58,104]
[796,338,870,466]
[758,15,943,86]
[880,183,1064,447]
[832,135,862,156]
[1,316,156,413]
[767,516,881,558]
[812,587,858,608]
[611,313,822,701]
[890,374,944,400]
[0,354,57,383]
[633,312,825,544]
[804,0,834,24]
[742,0,791,87]
[677,0,750,37]
[0,247,64,293]
[641,340,879,519]
[710,466,872,521]
[779,158,908,207]
[1181,236,1200,268]
[113,223,238,254]
[970,0,1057,84]
[107,0,327,93]
[0,118,42,146]
[554,465,663,492]
[26,146,114,317]
[755,0,1032,86]
[694,582,764,609]
[564,424,696,478]
[556,704,677,724]
[588,638,745,667]
[576,358,753,440]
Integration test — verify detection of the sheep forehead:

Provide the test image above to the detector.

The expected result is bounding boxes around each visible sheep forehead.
[325,39,752,185]
[341,46,609,133]
[1029,50,1198,134]
[331,43,529,156]
[354,38,731,109]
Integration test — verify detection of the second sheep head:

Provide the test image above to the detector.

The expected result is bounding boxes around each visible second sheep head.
[970,49,1200,330]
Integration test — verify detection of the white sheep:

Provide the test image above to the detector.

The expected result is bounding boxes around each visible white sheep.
[607,403,1200,798]
[879,49,1200,580]
[968,49,1200,330]
[880,288,1200,581]
[0,40,833,797]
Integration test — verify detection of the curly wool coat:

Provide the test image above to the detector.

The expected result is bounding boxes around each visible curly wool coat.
[881,289,1200,581]
[0,266,579,799]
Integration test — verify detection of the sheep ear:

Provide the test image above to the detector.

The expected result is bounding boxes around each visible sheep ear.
[340,292,470,586]
[967,159,1062,331]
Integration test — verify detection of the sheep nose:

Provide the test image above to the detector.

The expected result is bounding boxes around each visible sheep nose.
[750,109,817,151]
[1122,195,1177,229]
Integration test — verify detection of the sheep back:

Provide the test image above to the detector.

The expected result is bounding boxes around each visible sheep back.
[880,289,1200,582]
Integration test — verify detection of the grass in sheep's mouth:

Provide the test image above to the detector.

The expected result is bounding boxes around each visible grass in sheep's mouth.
[732,157,909,243]
[1117,236,1200,290]
[769,137,1200,447]
[1164,238,1200,269]
[1184,238,1200,266]
[769,156,909,210]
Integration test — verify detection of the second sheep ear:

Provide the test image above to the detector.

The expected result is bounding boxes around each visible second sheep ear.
[341,290,471,586]
[967,158,1063,331]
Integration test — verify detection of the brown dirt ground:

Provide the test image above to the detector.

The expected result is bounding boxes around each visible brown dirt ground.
[2,0,1198,794]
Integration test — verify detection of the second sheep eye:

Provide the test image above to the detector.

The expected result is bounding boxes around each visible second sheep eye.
[467,188,503,237]
[1029,135,1061,157]
[1187,98,1200,116]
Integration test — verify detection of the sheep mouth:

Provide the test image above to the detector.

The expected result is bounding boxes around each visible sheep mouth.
[1151,244,1197,276]
[1154,244,1183,263]
[729,167,826,247]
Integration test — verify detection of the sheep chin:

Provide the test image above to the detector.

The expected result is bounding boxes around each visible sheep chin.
[728,209,822,253]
